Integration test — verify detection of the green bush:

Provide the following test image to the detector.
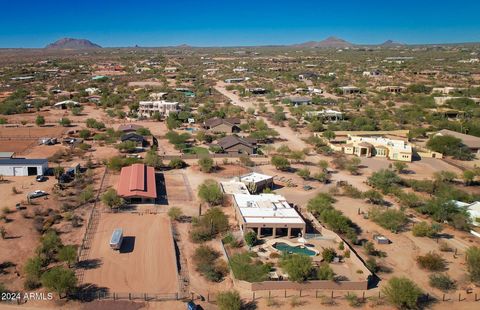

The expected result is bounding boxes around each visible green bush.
[229,252,270,282]
[382,277,422,309]
[217,290,242,310]
[198,179,224,206]
[190,208,229,242]
[369,207,407,233]
[367,169,401,194]
[317,263,335,280]
[280,253,313,282]
[193,245,226,282]
[169,157,186,169]
[198,157,214,173]
[429,273,456,292]
[322,248,336,263]
[466,246,480,284]
[412,222,443,238]
[416,252,446,271]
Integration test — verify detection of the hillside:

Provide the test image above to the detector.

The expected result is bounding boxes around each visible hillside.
[45,38,102,49]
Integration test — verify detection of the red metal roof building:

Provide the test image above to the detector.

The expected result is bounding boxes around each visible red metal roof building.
[117,163,157,203]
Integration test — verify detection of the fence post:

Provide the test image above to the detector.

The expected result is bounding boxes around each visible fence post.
[252,292,255,301]
[362,291,365,302]
[299,289,302,297]
[331,291,334,299]
[129,293,131,300]
[443,294,445,301]
[207,292,210,302]
[475,293,477,301]
[284,290,287,298]
[269,291,271,299]
[316,290,318,298]
[459,293,461,301]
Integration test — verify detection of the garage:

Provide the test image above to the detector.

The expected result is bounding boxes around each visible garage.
[0,158,49,177]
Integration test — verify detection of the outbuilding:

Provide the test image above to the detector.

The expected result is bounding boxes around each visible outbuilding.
[0,158,48,176]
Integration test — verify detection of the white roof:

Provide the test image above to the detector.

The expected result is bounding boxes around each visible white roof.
[239,172,273,184]
[221,181,250,195]
[234,194,305,225]
[349,135,412,152]
[54,100,80,106]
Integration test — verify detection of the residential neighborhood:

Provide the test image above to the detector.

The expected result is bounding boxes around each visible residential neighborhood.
[1,2,480,310]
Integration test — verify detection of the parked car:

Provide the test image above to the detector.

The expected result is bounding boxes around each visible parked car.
[28,190,47,199]
[36,175,47,182]
[187,301,197,310]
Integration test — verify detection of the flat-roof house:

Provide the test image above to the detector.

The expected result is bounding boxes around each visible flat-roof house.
[217,136,256,155]
[288,96,312,106]
[225,77,250,83]
[305,109,344,122]
[239,172,274,194]
[233,193,306,238]
[436,129,480,154]
[53,100,80,109]
[138,101,178,118]
[203,117,241,134]
[339,86,361,95]
[343,135,412,162]
[378,86,405,93]
[117,164,157,204]
[0,158,48,176]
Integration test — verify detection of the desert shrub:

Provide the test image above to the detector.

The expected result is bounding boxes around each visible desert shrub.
[244,231,257,247]
[367,169,401,194]
[190,208,228,242]
[198,156,214,173]
[40,266,77,298]
[317,263,335,280]
[342,184,363,198]
[229,252,270,282]
[416,252,446,271]
[369,207,407,233]
[193,245,226,282]
[271,155,290,171]
[197,179,224,206]
[429,273,456,292]
[167,207,183,221]
[345,293,362,307]
[280,253,313,282]
[168,157,186,169]
[217,290,242,310]
[382,277,422,309]
[466,246,480,284]
[412,221,443,237]
[322,248,336,263]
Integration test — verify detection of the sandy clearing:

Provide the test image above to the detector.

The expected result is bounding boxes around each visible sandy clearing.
[82,213,178,295]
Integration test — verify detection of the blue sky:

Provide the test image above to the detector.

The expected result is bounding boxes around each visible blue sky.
[1,0,480,47]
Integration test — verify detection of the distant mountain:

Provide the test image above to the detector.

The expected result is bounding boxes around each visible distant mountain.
[380,40,405,47]
[293,36,354,48]
[45,38,101,49]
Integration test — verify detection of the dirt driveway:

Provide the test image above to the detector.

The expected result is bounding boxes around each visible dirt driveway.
[82,213,178,295]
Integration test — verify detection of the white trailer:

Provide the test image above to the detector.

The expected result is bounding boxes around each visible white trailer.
[110,228,123,250]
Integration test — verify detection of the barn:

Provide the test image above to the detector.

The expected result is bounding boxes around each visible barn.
[0,158,49,176]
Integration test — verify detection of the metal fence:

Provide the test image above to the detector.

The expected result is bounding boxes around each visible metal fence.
[76,168,109,283]
[73,290,179,302]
